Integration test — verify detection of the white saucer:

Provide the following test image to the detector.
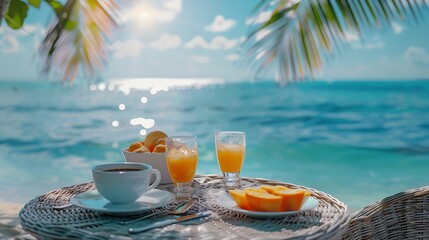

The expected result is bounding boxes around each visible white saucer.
[70,189,175,215]
[216,192,318,218]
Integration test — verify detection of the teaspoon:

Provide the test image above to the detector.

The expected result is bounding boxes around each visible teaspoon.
[120,199,194,225]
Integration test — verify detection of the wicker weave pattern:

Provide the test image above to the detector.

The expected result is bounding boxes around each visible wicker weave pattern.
[341,185,429,240]
[20,175,350,239]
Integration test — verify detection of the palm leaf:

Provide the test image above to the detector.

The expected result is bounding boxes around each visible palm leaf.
[243,0,429,85]
[39,0,119,82]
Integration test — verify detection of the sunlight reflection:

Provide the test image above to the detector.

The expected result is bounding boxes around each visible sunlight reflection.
[108,84,115,91]
[118,85,131,95]
[130,117,155,129]
[98,83,106,91]
[109,78,224,94]
[118,1,182,31]
[121,2,155,29]
[106,78,224,139]
[140,129,147,136]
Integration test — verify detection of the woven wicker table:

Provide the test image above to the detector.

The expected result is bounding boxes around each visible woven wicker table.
[19,175,350,239]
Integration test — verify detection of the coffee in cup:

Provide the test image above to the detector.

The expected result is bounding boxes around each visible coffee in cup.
[92,163,161,204]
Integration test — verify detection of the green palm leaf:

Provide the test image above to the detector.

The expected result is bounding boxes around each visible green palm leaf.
[39,0,119,82]
[243,0,429,85]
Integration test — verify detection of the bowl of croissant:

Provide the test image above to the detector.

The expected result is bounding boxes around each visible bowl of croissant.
[121,131,172,184]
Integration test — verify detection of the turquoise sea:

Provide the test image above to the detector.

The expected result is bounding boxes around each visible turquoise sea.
[0,79,428,211]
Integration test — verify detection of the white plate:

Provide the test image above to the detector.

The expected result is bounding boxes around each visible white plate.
[70,189,175,215]
[216,192,318,218]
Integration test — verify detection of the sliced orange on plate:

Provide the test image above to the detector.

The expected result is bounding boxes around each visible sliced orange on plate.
[260,185,290,194]
[228,185,312,212]
[272,189,307,211]
[245,191,283,212]
[229,190,252,210]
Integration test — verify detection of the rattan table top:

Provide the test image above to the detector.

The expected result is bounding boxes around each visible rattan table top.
[19,175,350,239]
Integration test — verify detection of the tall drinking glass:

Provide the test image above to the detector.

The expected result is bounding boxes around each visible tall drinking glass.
[215,131,246,190]
[166,136,198,199]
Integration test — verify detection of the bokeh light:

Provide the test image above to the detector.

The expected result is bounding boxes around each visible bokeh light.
[98,83,106,91]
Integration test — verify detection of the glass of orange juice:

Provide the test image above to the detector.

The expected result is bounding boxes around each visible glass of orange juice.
[215,131,246,190]
[166,136,198,199]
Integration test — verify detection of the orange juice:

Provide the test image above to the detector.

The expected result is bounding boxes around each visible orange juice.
[166,148,198,184]
[216,144,245,172]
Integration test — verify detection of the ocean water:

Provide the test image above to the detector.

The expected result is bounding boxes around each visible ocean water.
[0,79,428,211]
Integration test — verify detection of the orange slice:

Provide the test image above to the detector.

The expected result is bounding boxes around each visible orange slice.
[133,145,150,153]
[153,144,166,153]
[229,190,252,210]
[272,189,306,211]
[144,131,168,152]
[244,187,268,194]
[245,191,283,212]
[128,142,143,152]
[260,185,290,194]
[155,138,166,146]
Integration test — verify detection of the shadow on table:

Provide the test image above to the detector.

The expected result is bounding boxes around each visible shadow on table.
[0,211,36,240]
[220,211,323,232]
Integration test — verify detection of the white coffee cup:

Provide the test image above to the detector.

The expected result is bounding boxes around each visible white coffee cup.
[121,148,173,184]
[92,163,161,204]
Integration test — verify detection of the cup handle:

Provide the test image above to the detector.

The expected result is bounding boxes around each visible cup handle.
[147,169,161,191]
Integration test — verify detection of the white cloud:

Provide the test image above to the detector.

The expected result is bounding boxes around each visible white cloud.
[191,55,209,63]
[404,46,429,66]
[110,39,145,58]
[121,0,182,24]
[0,24,46,53]
[184,36,206,48]
[245,11,272,25]
[163,0,181,12]
[184,36,237,50]
[352,41,384,49]
[1,36,20,53]
[205,15,235,32]
[392,22,403,34]
[225,54,240,61]
[343,31,384,49]
[21,24,46,36]
[0,24,45,36]
[150,33,181,51]
[344,31,360,42]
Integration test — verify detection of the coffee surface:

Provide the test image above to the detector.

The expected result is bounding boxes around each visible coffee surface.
[103,168,141,172]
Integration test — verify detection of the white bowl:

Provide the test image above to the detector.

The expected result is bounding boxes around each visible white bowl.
[121,148,172,184]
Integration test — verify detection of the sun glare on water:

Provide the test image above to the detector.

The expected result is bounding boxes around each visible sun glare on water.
[88,78,224,138]
[107,78,224,95]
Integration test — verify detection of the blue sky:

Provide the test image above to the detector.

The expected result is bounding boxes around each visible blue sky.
[0,0,429,82]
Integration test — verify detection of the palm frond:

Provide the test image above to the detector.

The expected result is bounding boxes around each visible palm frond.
[243,0,429,85]
[39,0,119,82]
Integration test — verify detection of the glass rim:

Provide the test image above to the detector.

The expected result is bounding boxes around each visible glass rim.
[215,131,245,135]
[166,136,197,140]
